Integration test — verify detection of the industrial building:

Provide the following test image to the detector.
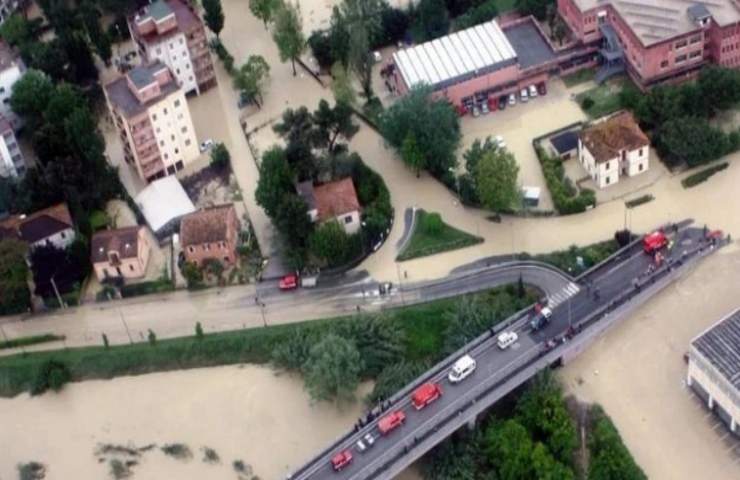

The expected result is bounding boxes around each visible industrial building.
[558,0,740,87]
[688,308,740,436]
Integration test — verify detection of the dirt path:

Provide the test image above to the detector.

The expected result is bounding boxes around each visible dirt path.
[560,245,740,480]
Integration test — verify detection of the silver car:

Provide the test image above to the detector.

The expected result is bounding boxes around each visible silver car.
[356,433,376,452]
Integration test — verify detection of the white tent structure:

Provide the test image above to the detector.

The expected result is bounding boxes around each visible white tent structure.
[135,176,195,235]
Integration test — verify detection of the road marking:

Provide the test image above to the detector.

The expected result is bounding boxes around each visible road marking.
[548,283,580,308]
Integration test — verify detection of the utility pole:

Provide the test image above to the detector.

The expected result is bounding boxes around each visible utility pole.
[395,263,406,306]
[50,275,65,309]
[119,309,133,344]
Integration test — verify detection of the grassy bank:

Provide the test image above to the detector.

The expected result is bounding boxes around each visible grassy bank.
[575,78,627,118]
[0,287,534,397]
[397,210,483,261]
[0,334,65,350]
[520,239,621,276]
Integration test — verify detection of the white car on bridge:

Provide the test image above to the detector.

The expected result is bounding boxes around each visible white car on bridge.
[497,331,518,350]
[448,354,476,383]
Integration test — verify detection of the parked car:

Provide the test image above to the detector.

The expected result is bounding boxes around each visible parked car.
[499,95,508,110]
[331,450,353,471]
[520,88,529,102]
[279,274,298,290]
[529,84,538,98]
[472,105,480,117]
[537,82,547,95]
[199,139,214,153]
[481,101,489,114]
[497,331,518,350]
[378,411,406,435]
[448,354,477,383]
[508,93,516,106]
[494,135,506,150]
[411,382,443,410]
[356,433,376,452]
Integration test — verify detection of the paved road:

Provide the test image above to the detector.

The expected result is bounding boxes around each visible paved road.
[0,261,570,355]
[289,226,719,480]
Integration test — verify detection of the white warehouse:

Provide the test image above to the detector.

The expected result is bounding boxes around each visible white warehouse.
[688,308,740,437]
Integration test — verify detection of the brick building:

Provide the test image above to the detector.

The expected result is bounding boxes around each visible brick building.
[129,0,216,96]
[558,0,740,87]
[180,204,240,267]
[104,61,200,183]
[297,178,362,234]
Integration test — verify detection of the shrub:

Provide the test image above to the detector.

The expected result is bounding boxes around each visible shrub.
[209,143,231,171]
[120,280,173,298]
[625,194,654,208]
[535,146,595,215]
[31,359,72,395]
[307,30,334,70]
[580,97,594,110]
[0,333,64,350]
[18,461,45,480]
[147,329,157,347]
[202,446,219,463]
[588,406,647,480]
[195,322,204,340]
[422,212,444,235]
[681,162,729,188]
[161,443,192,459]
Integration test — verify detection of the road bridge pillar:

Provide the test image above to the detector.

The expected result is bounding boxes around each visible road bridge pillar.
[708,395,714,410]
[467,417,477,431]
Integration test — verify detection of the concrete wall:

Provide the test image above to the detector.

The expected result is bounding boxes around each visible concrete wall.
[144,32,199,95]
[146,87,199,180]
[688,347,740,435]
[621,145,648,177]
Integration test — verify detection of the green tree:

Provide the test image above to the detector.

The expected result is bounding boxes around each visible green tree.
[330,62,356,106]
[453,0,498,31]
[475,147,520,212]
[31,359,72,395]
[0,238,31,315]
[588,406,647,480]
[303,333,363,402]
[233,54,270,108]
[531,442,575,480]
[400,133,426,177]
[380,85,461,179]
[272,1,306,76]
[249,0,281,28]
[102,333,109,349]
[485,419,535,480]
[348,26,374,99]
[202,0,225,38]
[308,220,352,266]
[210,142,231,170]
[195,322,204,340]
[336,0,382,98]
[413,0,450,41]
[255,146,294,217]
[0,14,38,46]
[274,194,313,250]
[696,67,740,116]
[182,262,203,289]
[442,297,490,355]
[367,360,427,405]
[272,329,315,371]
[10,70,54,128]
[516,0,554,21]
[147,329,157,346]
[312,99,359,155]
[422,430,482,480]
[654,116,729,167]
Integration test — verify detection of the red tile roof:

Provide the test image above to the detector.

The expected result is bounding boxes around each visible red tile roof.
[180,204,237,246]
[91,226,142,263]
[580,111,649,164]
[313,178,361,222]
[0,203,74,243]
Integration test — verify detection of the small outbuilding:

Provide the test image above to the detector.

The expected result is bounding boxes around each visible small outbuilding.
[135,176,195,236]
[549,130,579,160]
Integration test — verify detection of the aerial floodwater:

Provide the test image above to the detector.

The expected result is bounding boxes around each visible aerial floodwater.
[0,364,425,480]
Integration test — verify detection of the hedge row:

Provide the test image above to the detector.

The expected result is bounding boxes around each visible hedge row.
[535,146,596,215]
[681,162,729,188]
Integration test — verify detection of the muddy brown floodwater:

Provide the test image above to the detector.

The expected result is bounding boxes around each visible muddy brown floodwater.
[0,365,422,480]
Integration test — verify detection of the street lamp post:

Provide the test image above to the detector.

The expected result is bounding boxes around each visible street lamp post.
[395,263,406,306]
[119,308,133,344]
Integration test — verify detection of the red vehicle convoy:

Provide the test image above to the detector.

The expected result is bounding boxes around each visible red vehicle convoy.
[643,231,668,253]
[279,274,298,290]
[411,382,443,410]
[378,410,406,435]
[331,450,353,471]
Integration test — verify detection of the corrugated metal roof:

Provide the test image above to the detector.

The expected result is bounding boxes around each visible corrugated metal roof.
[393,20,517,91]
[692,308,740,390]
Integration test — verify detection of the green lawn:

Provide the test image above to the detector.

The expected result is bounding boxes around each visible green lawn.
[397,210,483,261]
[562,68,595,88]
[0,333,65,350]
[575,77,628,118]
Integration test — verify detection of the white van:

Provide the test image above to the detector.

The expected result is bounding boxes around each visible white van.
[448,354,477,383]
[497,331,518,350]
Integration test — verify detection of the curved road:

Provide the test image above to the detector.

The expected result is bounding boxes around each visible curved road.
[0,261,572,355]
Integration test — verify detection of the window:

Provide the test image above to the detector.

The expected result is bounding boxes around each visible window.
[163,108,168,115]
[639,163,643,172]
[675,54,687,63]
[690,50,702,59]
[160,140,164,147]
[181,126,187,133]
[152,114,157,121]
[164,153,169,159]
[344,215,353,224]
[205,244,210,251]
[220,242,225,248]
[170,42,174,49]
[175,148,179,154]
[660,60,669,68]
[0,87,5,94]
[171,134,175,141]
[188,246,194,253]
[676,40,687,49]
[605,161,610,170]
[176,68,180,74]
[606,176,610,185]
[691,35,702,44]
[175,99,181,107]
[129,264,135,272]
[156,127,161,133]
[61,232,66,239]
[639,148,643,156]
[185,139,191,146]
[156,48,161,55]
[175,160,184,170]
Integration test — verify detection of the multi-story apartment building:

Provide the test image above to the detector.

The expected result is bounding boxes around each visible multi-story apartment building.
[129,0,216,96]
[104,61,200,183]
[558,0,740,88]
[0,40,24,129]
[0,113,24,177]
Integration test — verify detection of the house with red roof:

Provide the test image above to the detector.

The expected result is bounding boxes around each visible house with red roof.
[297,178,362,234]
[0,203,76,250]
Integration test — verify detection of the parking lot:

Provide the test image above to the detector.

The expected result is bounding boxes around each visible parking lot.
[458,77,587,212]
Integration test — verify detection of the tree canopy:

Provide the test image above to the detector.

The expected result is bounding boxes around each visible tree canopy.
[475,147,520,212]
[303,333,363,403]
[233,54,270,108]
[0,239,31,315]
[249,0,281,28]
[202,0,225,37]
[272,1,306,76]
[380,85,461,180]
[413,0,451,41]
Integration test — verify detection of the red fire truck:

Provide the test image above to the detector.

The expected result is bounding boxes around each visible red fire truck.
[330,450,353,471]
[411,382,443,410]
[378,410,406,435]
[643,231,668,254]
